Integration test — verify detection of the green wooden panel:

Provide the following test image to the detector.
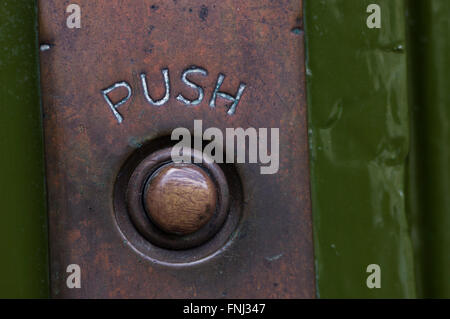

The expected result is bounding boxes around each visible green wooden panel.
[0,0,49,298]
[304,0,416,298]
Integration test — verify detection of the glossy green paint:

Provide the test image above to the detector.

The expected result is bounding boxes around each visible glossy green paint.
[407,0,450,299]
[0,0,49,298]
[304,0,416,298]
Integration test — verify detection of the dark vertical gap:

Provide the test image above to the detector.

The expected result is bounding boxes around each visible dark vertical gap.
[406,0,435,298]
[405,0,425,298]
[35,0,52,299]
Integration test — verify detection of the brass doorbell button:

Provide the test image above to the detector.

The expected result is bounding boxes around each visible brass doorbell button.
[125,147,230,250]
[143,162,217,236]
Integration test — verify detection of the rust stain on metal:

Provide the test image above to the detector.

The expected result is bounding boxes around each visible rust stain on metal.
[39,0,315,298]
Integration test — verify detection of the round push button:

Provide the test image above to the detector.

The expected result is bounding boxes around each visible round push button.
[125,147,231,250]
[143,163,217,235]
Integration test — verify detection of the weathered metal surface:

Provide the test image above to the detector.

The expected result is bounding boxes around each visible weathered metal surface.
[39,0,314,298]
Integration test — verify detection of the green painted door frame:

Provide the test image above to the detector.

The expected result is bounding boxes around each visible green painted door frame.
[0,0,49,298]
[407,0,450,299]
[305,0,416,298]
[305,0,450,298]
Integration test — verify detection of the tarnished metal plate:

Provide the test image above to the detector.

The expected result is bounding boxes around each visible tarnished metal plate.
[39,0,314,298]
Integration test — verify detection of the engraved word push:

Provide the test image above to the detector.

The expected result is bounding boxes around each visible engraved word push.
[101,66,247,123]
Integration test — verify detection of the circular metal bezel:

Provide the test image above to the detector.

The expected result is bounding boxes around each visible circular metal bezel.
[126,148,230,250]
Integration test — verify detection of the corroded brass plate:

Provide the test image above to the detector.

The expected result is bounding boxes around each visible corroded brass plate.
[39,0,314,298]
